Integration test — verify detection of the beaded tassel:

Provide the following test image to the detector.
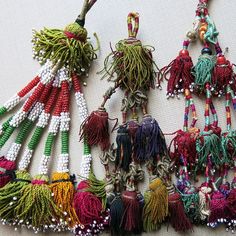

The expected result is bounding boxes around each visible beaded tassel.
[50,77,79,229]
[0,77,60,225]
[14,80,64,232]
[0,0,99,233]
[72,74,108,235]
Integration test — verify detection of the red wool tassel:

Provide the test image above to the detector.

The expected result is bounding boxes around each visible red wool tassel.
[162,49,194,97]
[170,129,199,172]
[168,192,193,232]
[0,156,16,187]
[121,191,141,232]
[212,55,233,94]
[80,108,110,151]
[208,190,228,225]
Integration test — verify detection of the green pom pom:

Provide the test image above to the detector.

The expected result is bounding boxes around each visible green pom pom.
[0,170,31,221]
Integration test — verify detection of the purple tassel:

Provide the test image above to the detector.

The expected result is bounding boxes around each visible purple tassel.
[135,115,167,161]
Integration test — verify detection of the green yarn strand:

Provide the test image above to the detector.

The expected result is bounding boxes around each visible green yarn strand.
[83,139,91,155]
[87,172,107,209]
[15,175,62,228]
[196,131,221,172]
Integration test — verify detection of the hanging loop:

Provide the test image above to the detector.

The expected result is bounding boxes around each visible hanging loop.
[127,12,139,38]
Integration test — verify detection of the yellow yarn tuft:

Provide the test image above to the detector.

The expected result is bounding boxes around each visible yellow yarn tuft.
[143,178,168,231]
[50,172,79,228]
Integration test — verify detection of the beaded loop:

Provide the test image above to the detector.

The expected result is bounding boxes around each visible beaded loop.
[127,12,139,38]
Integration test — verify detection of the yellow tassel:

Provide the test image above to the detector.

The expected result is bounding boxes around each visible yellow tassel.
[143,178,168,231]
[50,172,79,228]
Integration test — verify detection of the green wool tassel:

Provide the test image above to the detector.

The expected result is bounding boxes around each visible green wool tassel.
[32,22,98,75]
[0,171,31,222]
[14,175,63,230]
[221,130,236,166]
[86,172,107,209]
[100,39,157,93]
[195,130,221,173]
[180,192,201,224]
[192,52,216,91]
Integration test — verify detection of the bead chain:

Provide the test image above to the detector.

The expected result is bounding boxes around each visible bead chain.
[72,74,91,178]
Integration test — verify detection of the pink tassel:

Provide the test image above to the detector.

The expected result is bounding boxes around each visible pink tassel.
[208,190,229,226]
[74,181,108,235]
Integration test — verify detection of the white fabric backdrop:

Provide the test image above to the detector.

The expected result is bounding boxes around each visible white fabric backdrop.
[0,0,235,235]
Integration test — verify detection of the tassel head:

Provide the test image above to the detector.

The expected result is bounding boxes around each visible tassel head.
[32,22,97,75]
[80,108,110,151]
[192,47,216,92]
[165,49,194,97]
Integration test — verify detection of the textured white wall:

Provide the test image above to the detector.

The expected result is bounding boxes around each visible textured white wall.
[0,0,235,235]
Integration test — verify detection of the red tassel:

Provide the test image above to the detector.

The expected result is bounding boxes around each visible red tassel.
[162,49,194,97]
[121,191,141,232]
[208,190,228,225]
[170,129,199,172]
[168,192,193,232]
[0,156,16,188]
[80,108,110,151]
[212,55,233,94]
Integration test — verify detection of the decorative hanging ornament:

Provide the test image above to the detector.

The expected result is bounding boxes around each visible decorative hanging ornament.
[81,12,170,234]
[0,0,98,233]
